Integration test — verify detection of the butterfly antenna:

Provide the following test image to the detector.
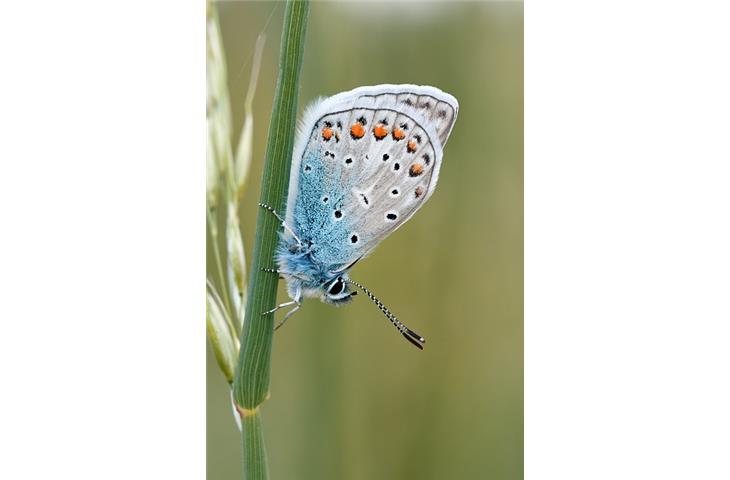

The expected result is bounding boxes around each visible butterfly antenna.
[346,279,426,350]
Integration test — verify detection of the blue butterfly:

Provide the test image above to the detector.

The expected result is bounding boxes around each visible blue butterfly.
[262,84,458,349]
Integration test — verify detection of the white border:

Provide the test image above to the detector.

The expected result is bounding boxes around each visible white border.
[0,1,204,478]
[527,1,730,478]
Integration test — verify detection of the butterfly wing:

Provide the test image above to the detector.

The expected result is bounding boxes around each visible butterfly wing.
[285,85,459,271]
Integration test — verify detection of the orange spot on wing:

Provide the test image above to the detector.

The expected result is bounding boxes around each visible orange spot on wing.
[407,139,417,153]
[350,123,365,139]
[409,163,424,177]
[392,128,406,140]
[322,127,333,140]
[373,124,388,139]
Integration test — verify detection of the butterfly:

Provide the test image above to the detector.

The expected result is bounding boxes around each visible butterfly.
[262,84,458,349]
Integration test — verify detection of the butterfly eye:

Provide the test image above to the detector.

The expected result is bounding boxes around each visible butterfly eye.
[328,278,344,296]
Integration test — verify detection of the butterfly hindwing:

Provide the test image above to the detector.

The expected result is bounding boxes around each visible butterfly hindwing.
[356,88,458,146]
[287,85,459,270]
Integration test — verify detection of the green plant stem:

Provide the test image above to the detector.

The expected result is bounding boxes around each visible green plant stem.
[241,411,269,480]
[232,0,309,478]
[233,0,309,410]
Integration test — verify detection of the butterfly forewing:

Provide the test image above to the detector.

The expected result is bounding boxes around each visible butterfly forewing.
[288,85,458,271]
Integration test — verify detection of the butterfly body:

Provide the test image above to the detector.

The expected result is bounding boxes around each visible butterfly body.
[270,84,458,347]
[275,232,354,306]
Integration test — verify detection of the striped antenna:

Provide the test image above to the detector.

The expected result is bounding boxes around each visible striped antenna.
[346,279,426,350]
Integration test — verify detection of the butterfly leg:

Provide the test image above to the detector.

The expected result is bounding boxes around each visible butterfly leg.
[274,302,301,331]
[262,284,302,316]
[262,300,297,316]
[258,203,303,246]
[265,286,303,331]
[260,267,284,279]
[261,267,313,283]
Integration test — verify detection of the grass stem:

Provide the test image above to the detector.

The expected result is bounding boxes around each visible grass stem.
[241,411,269,480]
[232,1,310,478]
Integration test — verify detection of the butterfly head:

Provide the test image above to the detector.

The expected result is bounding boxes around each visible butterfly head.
[322,275,356,305]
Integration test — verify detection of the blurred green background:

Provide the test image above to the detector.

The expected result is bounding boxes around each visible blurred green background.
[208,2,522,478]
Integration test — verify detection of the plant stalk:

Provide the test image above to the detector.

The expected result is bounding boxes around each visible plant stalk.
[240,410,269,480]
[232,0,309,478]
